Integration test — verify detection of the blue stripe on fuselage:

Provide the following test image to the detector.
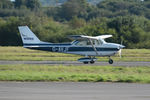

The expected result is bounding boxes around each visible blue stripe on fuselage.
[68,47,118,51]
[25,46,119,52]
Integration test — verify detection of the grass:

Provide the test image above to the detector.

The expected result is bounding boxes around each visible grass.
[0,47,150,83]
[0,65,150,83]
[0,46,150,61]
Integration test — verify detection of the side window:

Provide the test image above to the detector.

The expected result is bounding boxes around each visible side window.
[91,40,102,46]
[76,40,87,46]
[76,40,103,46]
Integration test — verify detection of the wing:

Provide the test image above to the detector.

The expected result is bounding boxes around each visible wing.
[69,35,112,40]
[96,35,112,39]
[68,35,87,40]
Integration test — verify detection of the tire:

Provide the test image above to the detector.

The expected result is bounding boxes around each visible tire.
[83,62,89,64]
[90,60,95,64]
[108,59,113,64]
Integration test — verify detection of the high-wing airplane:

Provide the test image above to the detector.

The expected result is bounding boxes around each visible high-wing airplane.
[18,26,125,64]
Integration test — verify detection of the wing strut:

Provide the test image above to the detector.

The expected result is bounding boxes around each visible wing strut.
[89,39,99,56]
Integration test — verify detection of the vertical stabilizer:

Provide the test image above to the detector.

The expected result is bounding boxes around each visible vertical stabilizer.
[18,26,41,44]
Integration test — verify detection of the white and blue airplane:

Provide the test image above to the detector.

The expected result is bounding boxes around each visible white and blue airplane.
[18,26,125,64]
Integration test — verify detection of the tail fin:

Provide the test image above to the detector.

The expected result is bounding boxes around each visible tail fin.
[18,26,41,44]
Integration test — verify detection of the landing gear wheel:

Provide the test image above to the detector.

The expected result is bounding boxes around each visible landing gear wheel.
[90,60,95,64]
[108,59,113,64]
[83,62,89,64]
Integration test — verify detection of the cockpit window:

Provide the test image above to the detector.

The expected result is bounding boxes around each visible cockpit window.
[75,39,103,46]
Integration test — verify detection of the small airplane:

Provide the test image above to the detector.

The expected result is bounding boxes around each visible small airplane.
[18,26,125,64]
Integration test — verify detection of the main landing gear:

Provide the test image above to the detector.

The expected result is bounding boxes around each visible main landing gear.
[108,57,113,64]
[83,60,95,64]
[78,57,97,64]
[90,60,95,64]
[78,57,114,64]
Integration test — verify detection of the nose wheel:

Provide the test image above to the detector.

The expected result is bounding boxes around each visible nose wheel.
[108,58,113,64]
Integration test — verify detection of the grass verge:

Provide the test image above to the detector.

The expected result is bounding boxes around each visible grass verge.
[0,65,150,83]
[0,46,150,61]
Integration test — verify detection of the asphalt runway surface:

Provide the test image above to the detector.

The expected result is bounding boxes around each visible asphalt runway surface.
[0,82,150,100]
[0,61,150,66]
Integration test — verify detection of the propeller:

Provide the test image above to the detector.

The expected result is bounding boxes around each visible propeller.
[118,40,123,58]
[118,49,122,58]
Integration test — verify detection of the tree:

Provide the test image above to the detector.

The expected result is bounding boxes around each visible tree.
[0,17,22,46]
[26,0,41,10]
[0,0,14,9]
[14,0,26,8]
[69,16,86,29]
[15,0,41,10]
[60,0,88,20]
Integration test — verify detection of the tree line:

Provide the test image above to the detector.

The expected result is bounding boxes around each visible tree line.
[0,0,150,48]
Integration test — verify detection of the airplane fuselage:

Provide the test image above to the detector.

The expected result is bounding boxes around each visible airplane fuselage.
[24,43,120,57]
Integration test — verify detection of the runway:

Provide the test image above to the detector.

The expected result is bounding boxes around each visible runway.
[0,82,150,100]
[0,61,150,66]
